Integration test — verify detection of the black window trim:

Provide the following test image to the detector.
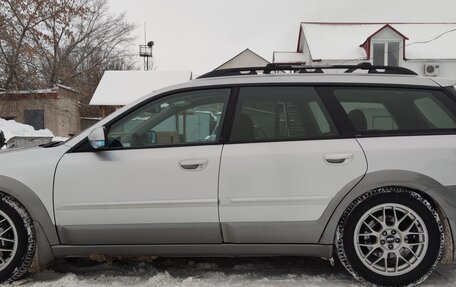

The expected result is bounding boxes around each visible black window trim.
[69,82,453,153]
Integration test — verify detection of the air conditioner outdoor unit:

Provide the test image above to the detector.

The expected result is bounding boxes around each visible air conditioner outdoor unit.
[424,63,440,77]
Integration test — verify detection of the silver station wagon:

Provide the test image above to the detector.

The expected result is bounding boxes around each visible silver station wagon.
[0,63,456,286]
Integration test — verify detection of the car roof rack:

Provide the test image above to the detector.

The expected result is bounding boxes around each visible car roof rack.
[197,62,418,79]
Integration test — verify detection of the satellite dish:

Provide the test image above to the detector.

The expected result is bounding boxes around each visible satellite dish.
[147,41,154,47]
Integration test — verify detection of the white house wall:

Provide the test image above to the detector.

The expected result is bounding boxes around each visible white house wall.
[272,52,308,64]
[298,29,305,53]
[303,38,312,64]
[371,27,403,42]
[217,50,269,70]
[403,60,456,79]
[313,59,456,79]
[316,59,366,66]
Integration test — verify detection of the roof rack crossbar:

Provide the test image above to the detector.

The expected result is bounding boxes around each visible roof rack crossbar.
[197,62,417,79]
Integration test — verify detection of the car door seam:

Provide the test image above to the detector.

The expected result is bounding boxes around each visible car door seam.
[217,144,225,242]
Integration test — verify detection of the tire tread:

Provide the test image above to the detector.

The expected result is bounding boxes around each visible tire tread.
[335,187,444,287]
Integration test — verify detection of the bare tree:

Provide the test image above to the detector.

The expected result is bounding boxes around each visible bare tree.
[0,0,55,90]
[0,0,137,92]
[31,0,136,87]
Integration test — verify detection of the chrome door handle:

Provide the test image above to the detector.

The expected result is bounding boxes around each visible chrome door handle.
[178,159,209,171]
[324,153,354,165]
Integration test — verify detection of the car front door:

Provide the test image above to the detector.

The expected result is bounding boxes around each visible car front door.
[218,86,367,243]
[54,88,231,244]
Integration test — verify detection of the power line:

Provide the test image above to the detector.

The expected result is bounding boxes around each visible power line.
[406,28,456,46]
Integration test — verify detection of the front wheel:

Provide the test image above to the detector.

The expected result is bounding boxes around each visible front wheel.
[0,193,36,283]
[336,187,443,286]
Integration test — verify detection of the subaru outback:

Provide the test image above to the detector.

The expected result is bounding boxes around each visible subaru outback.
[0,63,455,286]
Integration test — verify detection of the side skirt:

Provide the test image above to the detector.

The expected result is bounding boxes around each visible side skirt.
[52,244,333,259]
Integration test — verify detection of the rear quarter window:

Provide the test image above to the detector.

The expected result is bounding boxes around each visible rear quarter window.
[414,97,456,129]
[333,87,456,134]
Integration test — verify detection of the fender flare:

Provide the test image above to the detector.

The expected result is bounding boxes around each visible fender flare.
[319,170,451,245]
[0,175,59,245]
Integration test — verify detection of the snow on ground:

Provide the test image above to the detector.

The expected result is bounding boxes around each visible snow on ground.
[6,257,456,287]
[0,118,53,142]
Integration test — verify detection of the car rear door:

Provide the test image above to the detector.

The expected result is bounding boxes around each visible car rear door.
[218,86,367,243]
[329,85,456,185]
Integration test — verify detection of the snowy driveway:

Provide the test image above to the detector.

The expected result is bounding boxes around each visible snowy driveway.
[8,257,456,287]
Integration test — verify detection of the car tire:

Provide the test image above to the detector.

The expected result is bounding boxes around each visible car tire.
[336,187,443,287]
[0,193,36,283]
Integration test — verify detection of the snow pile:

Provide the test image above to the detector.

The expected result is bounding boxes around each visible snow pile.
[90,70,192,106]
[14,257,456,287]
[52,136,69,142]
[0,118,53,142]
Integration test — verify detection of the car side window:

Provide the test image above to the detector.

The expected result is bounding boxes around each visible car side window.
[333,88,456,133]
[340,102,398,131]
[229,87,338,142]
[414,97,456,129]
[106,89,230,148]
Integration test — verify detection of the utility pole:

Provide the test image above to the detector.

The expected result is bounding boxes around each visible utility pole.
[139,23,154,70]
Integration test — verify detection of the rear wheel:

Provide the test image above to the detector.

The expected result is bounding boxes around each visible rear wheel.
[0,193,36,283]
[336,187,443,286]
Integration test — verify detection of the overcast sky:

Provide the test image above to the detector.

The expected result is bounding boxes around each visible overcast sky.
[108,0,456,75]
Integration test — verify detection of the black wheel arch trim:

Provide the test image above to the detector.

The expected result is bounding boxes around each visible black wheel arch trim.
[319,169,455,259]
[0,175,59,246]
[336,187,443,286]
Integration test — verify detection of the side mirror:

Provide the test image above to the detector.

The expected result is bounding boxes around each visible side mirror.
[88,127,107,149]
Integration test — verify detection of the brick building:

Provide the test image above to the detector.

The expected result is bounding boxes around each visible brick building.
[0,85,80,137]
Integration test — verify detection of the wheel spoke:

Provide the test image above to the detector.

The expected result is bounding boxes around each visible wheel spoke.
[382,206,386,223]
[397,210,410,227]
[405,242,425,247]
[0,227,12,237]
[368,214,384,227]
[395,252,399,272]
[358,243,379,247]
[405,218,418,233]
[363,247,379,259]
[393,206,398,226]
[399,253,412,266]
[0,237,14,243]
[362,221,376,234]
[370,252,385,266]
[403,246,418,259]
[405,231,425,236]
